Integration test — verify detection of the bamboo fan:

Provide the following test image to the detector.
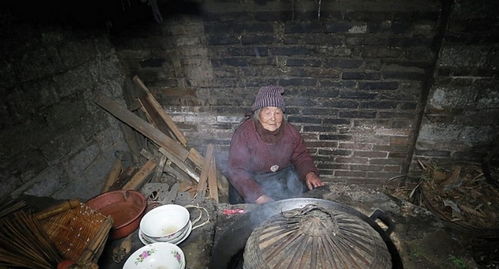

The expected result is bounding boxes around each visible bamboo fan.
[0,210,62,269]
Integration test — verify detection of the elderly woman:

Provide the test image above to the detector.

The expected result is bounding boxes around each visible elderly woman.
[228,86,324,204]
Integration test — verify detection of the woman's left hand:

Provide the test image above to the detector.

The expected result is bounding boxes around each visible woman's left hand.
[305,172,325,190]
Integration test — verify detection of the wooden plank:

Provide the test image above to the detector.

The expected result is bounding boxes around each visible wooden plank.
[95,95,189,161]
[159,147,200,183]
[137,97,154,124]
[145,94,187,146]
[152,155,167,182]
[122,159,157,190]
[217,174,229,202]
[139,96,177,141]
[101,159,122,193]
[163,163,188,182]
[207,154,219,203]
[188,148,205,168]
[133,76,188,146]
[196,144,214,198]
[140,148,154,160]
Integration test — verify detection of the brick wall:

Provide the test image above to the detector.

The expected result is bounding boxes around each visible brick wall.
[114,0,442,183]
[0,17,129,199]
[409,0,499,174]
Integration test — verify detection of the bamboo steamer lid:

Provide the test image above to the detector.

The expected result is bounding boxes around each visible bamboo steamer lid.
[243,204,392,269]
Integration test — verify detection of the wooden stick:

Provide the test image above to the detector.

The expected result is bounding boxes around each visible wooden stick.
[139,95,178,143]
[77,216,113,263]
[159,147,200,183]
[101,159,123,193]
[122,159,157,190]
[197,145,214,198]
[133,75,188,146]
[152,155,167,182]
[34,200,80,220]
[188,148,205,168]
[207,154,219,203]
[163,161,189,182]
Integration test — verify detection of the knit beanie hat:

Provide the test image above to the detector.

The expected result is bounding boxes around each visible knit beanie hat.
[251,85,285,112]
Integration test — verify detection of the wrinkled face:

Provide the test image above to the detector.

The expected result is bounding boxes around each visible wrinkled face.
[258,106,283,131]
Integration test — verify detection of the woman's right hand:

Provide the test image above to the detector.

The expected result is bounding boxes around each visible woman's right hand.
[255,195,274,204]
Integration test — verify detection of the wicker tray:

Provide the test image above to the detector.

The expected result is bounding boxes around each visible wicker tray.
[38,200,113,263]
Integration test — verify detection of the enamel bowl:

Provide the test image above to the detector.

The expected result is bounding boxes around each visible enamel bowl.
[123,242,185,269]
[140,204,190,241]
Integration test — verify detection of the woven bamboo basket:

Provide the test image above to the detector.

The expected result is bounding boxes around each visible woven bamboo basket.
[36,200,113,264]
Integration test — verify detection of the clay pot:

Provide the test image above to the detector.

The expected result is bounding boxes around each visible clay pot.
[86,190,147,239]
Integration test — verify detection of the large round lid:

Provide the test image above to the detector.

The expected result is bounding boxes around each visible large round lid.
[243,204,392,269]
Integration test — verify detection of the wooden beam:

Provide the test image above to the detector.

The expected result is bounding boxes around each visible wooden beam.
[122,159,157,190]
[197,144,214,198]
[133,75,188,146]
[95,95,189,161]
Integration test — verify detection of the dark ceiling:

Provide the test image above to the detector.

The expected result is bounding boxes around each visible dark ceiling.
[0,0,202,30]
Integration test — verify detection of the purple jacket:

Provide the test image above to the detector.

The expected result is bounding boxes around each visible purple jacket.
[228,119,318,202]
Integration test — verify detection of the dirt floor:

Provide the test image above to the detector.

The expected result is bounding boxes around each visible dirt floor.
[13,182,499,269]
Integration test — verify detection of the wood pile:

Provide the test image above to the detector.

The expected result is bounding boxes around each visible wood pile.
[95,75,228,204]
[417,160,499,234]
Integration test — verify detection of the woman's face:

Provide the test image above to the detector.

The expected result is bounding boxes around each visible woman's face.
[258,106,283,131]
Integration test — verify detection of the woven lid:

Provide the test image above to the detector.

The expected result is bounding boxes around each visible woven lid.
[243,204,392,269]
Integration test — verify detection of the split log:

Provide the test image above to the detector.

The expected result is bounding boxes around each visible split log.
[187,148,206,169]
[197,145,214,198]
[34,200,80,221]
[179,182,197,199]
[207,155,219,203]
[163,162,189,182]
[133,76,188,146]
[122,159,157,190]
[138,96,177,142]
[152,155,168,182]
[159,147,200,183]
[95,95,190,162]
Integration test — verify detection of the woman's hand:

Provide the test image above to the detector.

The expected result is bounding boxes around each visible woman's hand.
[255,195,274,204]
[305,172,325,190]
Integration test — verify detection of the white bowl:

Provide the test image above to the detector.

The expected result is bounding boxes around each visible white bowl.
[139,221,192,246]
[123,242,185,269]
[140,204,190,240]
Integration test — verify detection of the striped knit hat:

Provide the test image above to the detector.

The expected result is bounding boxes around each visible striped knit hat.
[251,85,285,112]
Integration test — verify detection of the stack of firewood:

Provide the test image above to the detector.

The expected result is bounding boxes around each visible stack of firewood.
[96,76,228,203]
